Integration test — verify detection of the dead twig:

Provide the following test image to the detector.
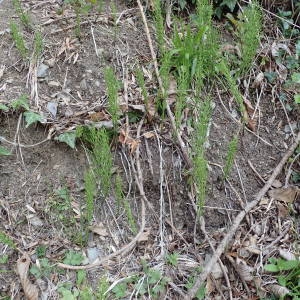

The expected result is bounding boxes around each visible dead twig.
[186,131,300,299]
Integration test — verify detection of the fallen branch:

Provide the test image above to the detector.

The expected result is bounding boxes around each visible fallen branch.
[186,131,300,299]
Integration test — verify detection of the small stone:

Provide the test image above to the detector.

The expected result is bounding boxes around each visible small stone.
[48,81,60,87]
[44,58,56,67]
[47,102,58,118]
[80,78,87,90]
[87,247,100,264]
[37,63,49,78]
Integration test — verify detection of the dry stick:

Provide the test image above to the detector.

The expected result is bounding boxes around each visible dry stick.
[186,131,300,299]
[136,0,192,169]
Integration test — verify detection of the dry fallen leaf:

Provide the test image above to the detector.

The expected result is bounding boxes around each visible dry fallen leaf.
[137,228,151,242]
[17,254,39,300]
[118,129,140,153]
[243,98,257,132]
[267,284,290,298]
[89,111,110,122]
[89,223,109,237]
[268,186,300,204]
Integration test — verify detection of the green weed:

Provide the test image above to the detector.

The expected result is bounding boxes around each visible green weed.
[237,1,262,76]
[114,174,137,233]
[84,169,96,224]
[12,0,31,29]
[192,99,212,216]
[135,68,149,109]
[223,135,238,180]
[96,276,110,300]
[166,252,179,266]
[9,22,28,59]
[153,0,165,55]
[171,0,218,91]
[218,60,246,119]
[104,67,120,130]
[91,128,113,198]
[11,94,29,110]
[0,232,15,249]
[185,267,206,300]
[33,30,43,60]
[30,258,53,279]
[265,257,300,298]
[0,146,11,156]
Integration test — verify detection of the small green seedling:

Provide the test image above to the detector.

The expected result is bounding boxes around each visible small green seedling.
[10,22,28,59]
[223,135,239,180]
[12,0,31,29]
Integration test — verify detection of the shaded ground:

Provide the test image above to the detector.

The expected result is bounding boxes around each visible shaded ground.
[0,0,299,299]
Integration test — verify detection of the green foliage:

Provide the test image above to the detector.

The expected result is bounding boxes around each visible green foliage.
[214,0,238,19]
[30,258,53,279]
[223,135,238,180]
[135,68,148,108]
[114,174,137,233]
[33,30,43,60]
[78,126,113,198]
[277,9,299,38]
[36,245,47,258]
[104,67,120,130]
[0,232,15,249]
[0,146,11,156]
[91,128,113,197]
[56,131,77,149]
[237,1,262,76]
[10,22,28,59]
[11,94,30,111]
[218,60,245,118]
[185,267,206,299]
[138,263,170,298]
[265,257,300,298]
[76,269,87,286]
[84,169,96,225]
[12,0,31,29]
[0,255,9,264]
[96,276,110,300]
[63,250,84,266]
[23,111,43,128]
[153,0,165,55]
[58,284,79,300]
[192,100,212,216]
[166,252,179,266]
[0,104,9,112]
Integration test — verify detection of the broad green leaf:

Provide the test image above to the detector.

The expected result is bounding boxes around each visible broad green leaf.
[294,94,300,104]
[221,0,237,12]
[264,264,279,272]
[56,132,76,149]
[291,72,300,84]
[0,146,11,156]
[23,111,43,128]
[10,94,29,110]
[296,40,300,56]
[0,231,15,248]
[277,259,300,271]
[0,104,9,111]
[63,251,84,266]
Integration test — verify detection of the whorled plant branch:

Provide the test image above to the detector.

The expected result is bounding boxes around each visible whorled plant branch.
[136,0,192,169]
